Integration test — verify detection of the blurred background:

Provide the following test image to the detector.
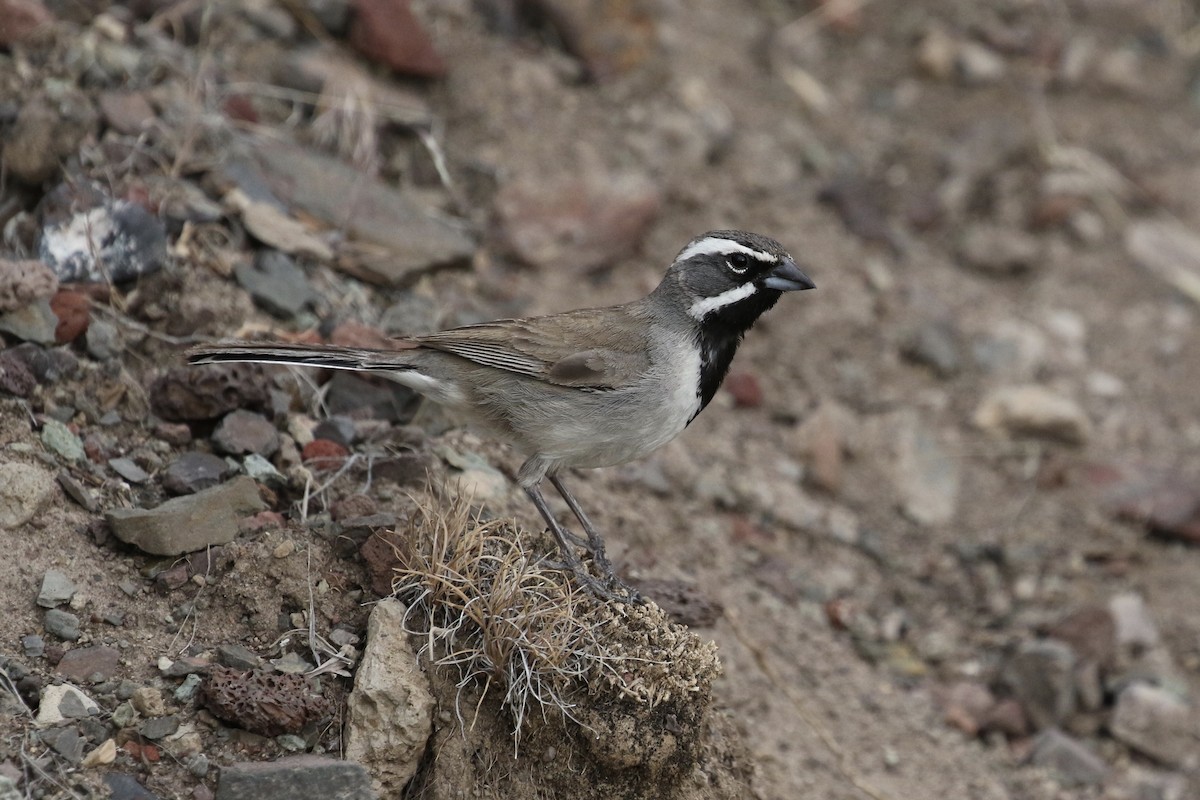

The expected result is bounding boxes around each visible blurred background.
[1,1,1198,798]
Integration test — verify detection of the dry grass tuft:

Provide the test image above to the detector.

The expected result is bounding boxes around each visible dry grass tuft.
[389,492,720,743]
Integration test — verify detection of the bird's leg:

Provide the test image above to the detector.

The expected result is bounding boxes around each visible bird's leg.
[523,484,629,603]
[548,474,615,580]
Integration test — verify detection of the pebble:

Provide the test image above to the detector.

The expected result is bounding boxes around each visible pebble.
[347,0,446,78]
[0,298,58,344]
[1109,592,1160,651]
[212,410,280,457]
[1125,218,1200,306]
[175,673,203,703]
[973,384,1090,445]
[1110,683,1198,768]
[50,290,90,344]
[272,539,296,558]
[902,320,962,378]
[243,454,286,487]
[36,684,99,725]
[38,182,167,284]
[894,413,960,526]
[214,755,376,800]
[0,0,55,48]
[109,457,151,484]
[6,90,97,185]
[84,318,123,361]
[1030,728,1108,787]
[37,569,76,608]
[82,738,117,767]
[40,419,86,462]
[22,634,45,658]
[44,608,82,641]
[958,223,1041,276]
[139,714,180,740]
[0,258,58,313]
[131,686,166,717]
[107,475,266,556]
[186,753,210,779]
[1000,639,1077,730]
[110,701,137,729]
[218,644,265,671]
[42,726,84,763]
[103,772,163,800]
[955,41,1007,86]
[0,349,37,397]
[270,652,314,674]
[162,451,231,495]
[235,250,319,319]
[56,645,120,682]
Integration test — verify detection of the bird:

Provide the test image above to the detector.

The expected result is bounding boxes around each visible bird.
[187,230,815,601]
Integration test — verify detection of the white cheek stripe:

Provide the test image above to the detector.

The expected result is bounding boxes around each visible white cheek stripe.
[675,237,778,265]
[688,282,758,319]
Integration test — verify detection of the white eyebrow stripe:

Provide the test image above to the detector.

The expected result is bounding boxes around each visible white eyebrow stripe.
[675,237,779,265]
[688,282,758,319]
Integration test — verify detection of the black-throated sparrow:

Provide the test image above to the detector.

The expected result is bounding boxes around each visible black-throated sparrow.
[188,230,815,600]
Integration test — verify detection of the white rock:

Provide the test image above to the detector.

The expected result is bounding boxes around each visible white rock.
[35,684,99,726]
[973,384,1091,445]
[0,462,56,529]
[1109,592,1159,650]
[1110,683,1199,768]
[345,599,434,794]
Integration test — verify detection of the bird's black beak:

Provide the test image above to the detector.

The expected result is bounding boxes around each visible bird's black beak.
[761,257,816,292]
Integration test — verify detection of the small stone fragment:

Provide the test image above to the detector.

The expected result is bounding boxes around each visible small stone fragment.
[212,410,280,458]
[0,349,37,397]
[56,645,120,682]
[344,599,433,794]
[106,476,266,556]
[38,182,166,284]
[40,419,85,462]
[1000,639,1076,730]
[1030,729,1108,786]
[150,364,270,422]
[0,298,59,344]
[973,384,1090,445]
[97,91,156,135]
[36,569,76,608]
[22,634,45,658]
[44,608,81,641]
[0,258,58,313]
[894,414,960,526]
[215,755,375,800]
[902,320,962,378]
[50,290,89,344]
[103,773,162,800]
[1125,219,1200,306]
[347,0,446,78]
[1110,683,1199,768]
[36,684,99,725]
[218,644,265,671]
[139,715,180,740]
[109,457,151,484]
[0,0,55,48]
[131,687,166,717]
[5,90,98,185]
[162,451,230,495]
[235,251,319,318]
[958,223,1041,276]
[84,318,122,361]
[82,738,117,767]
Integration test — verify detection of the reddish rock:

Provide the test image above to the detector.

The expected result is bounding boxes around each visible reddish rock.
[724,370,763,409]
[97,91,156,135]
[348,0,446,78]
[222,94,258,124]
[302,439,350,469]
[934,681,997,737]
[50,290,89,344]
[361,530,406,596]
[530,0,658,81]
[201,666,330,737]
[56,645,121,682]
[0,0,54,47]
[1087,461,1200,545]
[240,510,285,534]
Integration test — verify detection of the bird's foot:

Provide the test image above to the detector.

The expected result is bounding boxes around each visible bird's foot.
[540,555,640,604]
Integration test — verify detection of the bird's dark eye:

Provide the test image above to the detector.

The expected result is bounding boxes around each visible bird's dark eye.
[727,253,750,273]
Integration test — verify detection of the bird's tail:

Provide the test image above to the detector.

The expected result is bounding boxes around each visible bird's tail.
[186,342,417,373]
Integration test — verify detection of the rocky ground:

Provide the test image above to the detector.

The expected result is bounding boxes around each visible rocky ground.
[1,0,1200,798]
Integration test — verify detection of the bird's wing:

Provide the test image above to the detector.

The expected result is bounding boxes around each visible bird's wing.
[411,307,651,389]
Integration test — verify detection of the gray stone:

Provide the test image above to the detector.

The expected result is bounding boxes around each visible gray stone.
[38,184,167,285]
[344,599,433,794]
[959,223,1040,276]
[162,451,230,495]
[0,299,58,344]
[216,755,377,800]
[0,462,56,529]
[106,476,266,556]
[56,645,120,682]
[255,143,474,287]
[1125,218,1200,307]
[175,673,203,703]
[40,419,85,462]
[37,569,76,608]
[218,644,265,671]
[235,250,319,318]
[84,319,122,361]
[108,457,150,484]
[1110,592,1160,651]
[0,776,17,800]
[43,727,84,763]
[103,773,162,800]
[973,384,1090,445]
[894,413,960,526]
[44,609,81,641]
[35,684,99,725]
[213,410,280,457]
[139,715,179,740]
[1030,729,1108,787]
[1001,639,1077,730]
[187,753,210,779]
[22,634,44,658]
[243,454,285,487]
[902,320,961,378]
[1110,683,1200,768]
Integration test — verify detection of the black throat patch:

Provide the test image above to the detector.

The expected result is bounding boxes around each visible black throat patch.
[688,288,782,424]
